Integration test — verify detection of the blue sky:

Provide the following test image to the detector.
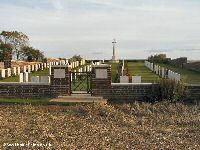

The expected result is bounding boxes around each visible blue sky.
[0,0,200,60]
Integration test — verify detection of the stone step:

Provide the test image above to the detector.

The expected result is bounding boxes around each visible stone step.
[50,95,107,103]
[58,95,104,100]
[50,98,107,103]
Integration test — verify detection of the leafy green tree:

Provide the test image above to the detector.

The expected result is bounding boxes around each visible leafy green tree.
[0,43,13,61]
[148,54,167,63]
[69,55,82,62]
[21,46,44,62]
[0,31,29,60]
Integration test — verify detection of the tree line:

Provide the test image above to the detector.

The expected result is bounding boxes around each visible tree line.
[0,31,44,62]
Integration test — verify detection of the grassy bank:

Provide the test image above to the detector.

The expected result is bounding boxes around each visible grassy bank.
[128,62,161,83]
[156,63,200,84]
[0,98,51,105]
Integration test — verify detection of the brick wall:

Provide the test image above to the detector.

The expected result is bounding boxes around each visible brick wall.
[0,83,50,98]
[50,65,71,97]
[92,64,200,102]
[93,83,200,101]
[93,83,154,101]
[186,84,200,100]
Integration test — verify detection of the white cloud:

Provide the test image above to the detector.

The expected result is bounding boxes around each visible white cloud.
[0,0,200,60]
[51,0,63,11]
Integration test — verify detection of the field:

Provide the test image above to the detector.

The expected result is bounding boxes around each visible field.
[105,62,120,82]
[0,102,199,149]
[128,62,161,83]
[156,63,200,84]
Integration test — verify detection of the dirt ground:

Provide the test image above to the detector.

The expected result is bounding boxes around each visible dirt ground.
[0,101,199,149]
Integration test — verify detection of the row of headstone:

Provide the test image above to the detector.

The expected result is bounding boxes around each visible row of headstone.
[168,70,181,82]
[71,61,79,69]
[144,61,181,81]
[30,76,50,83]
[120,76,142,83]
[0,62,51,79]
[74,64,92,73]
[80,59,86,66]
[19,72,29,82]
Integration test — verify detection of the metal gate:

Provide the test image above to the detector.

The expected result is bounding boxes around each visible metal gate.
[70,72,93,94]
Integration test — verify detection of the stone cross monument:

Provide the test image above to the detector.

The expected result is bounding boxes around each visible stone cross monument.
[111,39,119,63]
[112,39,116,61]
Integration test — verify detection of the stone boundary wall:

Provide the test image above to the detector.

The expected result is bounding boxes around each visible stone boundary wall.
[93,83,200,101]
[0,83,50,98]
[93,83,154,101]
[186,84,200,100]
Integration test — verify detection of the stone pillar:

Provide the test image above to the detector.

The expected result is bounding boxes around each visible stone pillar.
[92,64,111,96]
[50,65,71,97]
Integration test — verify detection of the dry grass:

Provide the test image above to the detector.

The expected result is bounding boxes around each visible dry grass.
[0,102,200,149]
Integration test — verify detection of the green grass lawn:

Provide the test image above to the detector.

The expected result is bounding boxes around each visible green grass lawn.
[105,62,120,82]
[128,62,161,83]
[0,69,50,82]
[156,63,200,84]
[0,97,51,105]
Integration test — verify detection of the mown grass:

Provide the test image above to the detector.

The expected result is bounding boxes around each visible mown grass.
[128,62,161,83]
[0,97,51,105]
[0,101,199,149]
[156,63,200,84]
[105,62,120,82]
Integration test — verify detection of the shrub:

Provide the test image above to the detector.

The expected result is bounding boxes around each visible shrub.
[151,79,188,102]
[161,79,186,102]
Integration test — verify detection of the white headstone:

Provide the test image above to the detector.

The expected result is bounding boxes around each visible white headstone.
[41,76,50,83]
[162,67,165,78]
[19,73,23,82]
[23,72,29,82]
[12,67,17,76]
[49,64,51,75]
[31,65,35,71]
[17,67,20,75]
[0,69,6,78]
[27,65,31,73]
[35,64,38,71]
[120,76,129,83]
[41,64,44,70]
[7,68,11,77]
[31,76,40,82]
[23,66,26,72]
[132,76,141,83]
[44,63,47,68]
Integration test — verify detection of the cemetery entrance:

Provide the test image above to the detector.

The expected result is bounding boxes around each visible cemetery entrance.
[70,71,93,94]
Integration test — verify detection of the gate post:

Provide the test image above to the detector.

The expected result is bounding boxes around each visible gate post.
[50,65,71,97]
[92,64,112,96]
